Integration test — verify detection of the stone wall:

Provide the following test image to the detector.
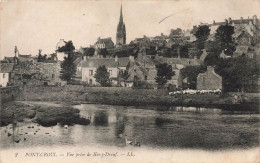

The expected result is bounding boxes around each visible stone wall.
[0,86,21,104]
[13,62,63,86]
[197,66,222,90]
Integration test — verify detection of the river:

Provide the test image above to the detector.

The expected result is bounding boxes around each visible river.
[0,103,259,150]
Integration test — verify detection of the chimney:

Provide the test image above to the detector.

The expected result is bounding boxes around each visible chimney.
[253,15,257,25]
[207,66,214,72]
[240,17,243,23]
[161,33,163,36]
[84,56,87,61]
[213,20,215,24]
[115,55,118,62]
[129,55,134,62]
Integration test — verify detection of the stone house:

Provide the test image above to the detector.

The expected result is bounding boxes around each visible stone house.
[126,54,157,87]
[0,63,14,87]
[197,66,222,90]
[94,37,114,49]
[12,61,63,86]
[80,56,129,85]
[235,31,253,46]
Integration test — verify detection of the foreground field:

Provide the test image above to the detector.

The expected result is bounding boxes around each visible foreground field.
[19,85,259,109]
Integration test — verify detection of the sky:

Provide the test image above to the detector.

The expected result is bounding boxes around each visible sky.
[1,0,260,59]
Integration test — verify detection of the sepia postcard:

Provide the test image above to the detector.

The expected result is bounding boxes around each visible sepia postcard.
[0,0,260,162]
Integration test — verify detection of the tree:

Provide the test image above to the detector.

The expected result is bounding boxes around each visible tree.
[83,47,95,57]
[99,48,109,58]
[59,41,76,83]
[37,49,43,62]
[60,53,76,84]
[94,65,111,87]
[57,40,75,53]
[215,56,259,92]
[181,65,206,89]
[194,25,210,57]
[119,70,130,87]
[215,25,236,56]
[194,25,210,42]
[180,44,190,58]
[155,63,175,88]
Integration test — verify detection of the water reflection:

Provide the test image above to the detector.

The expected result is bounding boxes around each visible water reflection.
[0,103,259,150]
[93,110,109,126]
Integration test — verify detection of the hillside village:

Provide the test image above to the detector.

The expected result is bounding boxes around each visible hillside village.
[1,4,260,94]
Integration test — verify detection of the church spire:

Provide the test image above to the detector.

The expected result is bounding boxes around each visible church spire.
[116,1,126,47]
[120,3,123,22]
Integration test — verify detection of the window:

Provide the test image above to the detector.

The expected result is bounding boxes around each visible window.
[3,74,5,78]
[89,70,93,76]
[52,74,55,79]
[145,75,147,80]
[109,70,113,76]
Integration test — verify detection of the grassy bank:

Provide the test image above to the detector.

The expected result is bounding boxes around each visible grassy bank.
[20,85,260,109]
[0,101,90,127]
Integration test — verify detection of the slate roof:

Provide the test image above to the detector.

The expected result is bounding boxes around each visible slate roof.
[18,54,31,58]
[3,57,18,63]
[0,63,14,73]
[154,57,202,67]
[117,57,130,67]
[80,57,129,68]
[136,53,155,68]
[154,57,182,65]
[74,56,83,65]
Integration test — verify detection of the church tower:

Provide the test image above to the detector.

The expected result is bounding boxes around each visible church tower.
[116,3,126,47]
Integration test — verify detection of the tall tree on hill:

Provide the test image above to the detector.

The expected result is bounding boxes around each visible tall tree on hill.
[94,65,111,87]
[215,55,259,92]
[215,25,236,56]
[155,63,175,88]
[83,47,95,57]
[59,41,76,84]
[57,40,75,53]
[194,25,210,57]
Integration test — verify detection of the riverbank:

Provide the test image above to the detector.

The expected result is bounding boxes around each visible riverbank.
[0,101,90,127]
[19,86,260,110]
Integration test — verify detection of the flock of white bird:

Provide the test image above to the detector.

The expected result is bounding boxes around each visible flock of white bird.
[169,89,222,95]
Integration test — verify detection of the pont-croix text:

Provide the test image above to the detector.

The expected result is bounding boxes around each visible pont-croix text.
[16,151,135,158]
